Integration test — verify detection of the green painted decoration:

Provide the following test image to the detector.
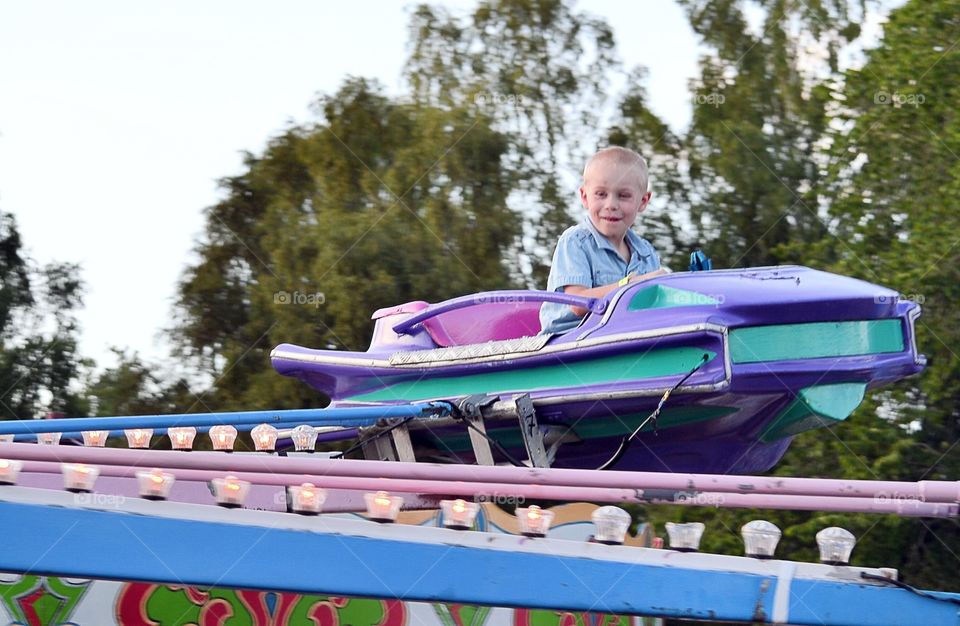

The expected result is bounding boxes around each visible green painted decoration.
[729,320,904,364]
[433,603,492,626]
[760,382,867,442]
[115,583,408,626]
[0,574,90,626]
[628,285,721,310]
[350,348,716,402]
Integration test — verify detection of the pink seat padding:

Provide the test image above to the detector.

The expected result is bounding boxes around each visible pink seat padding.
[420,301,542,347]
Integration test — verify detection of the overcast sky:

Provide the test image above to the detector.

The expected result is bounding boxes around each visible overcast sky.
[0,1,893,371]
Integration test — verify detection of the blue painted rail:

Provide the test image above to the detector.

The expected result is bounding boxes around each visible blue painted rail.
[0,401,452,440]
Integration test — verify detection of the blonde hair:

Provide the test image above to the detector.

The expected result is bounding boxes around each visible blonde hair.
[583,146,649,193]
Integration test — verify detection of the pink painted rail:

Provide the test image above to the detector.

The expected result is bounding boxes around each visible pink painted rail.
[2,442,957,517]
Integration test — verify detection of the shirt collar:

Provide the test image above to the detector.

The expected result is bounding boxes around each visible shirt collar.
[581,216,647,258]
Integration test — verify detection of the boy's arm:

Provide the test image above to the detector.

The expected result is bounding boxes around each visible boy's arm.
[562,269,669,317]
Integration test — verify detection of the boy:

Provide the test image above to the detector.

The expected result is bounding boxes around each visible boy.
[539,147,667,334]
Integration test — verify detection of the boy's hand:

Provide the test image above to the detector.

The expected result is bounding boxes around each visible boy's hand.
[628,268,670,283]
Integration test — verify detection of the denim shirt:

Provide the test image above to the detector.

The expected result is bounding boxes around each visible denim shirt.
[539,217,660,335]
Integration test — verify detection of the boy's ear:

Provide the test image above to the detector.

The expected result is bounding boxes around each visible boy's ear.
[579,185,589,208]
[638,191,652,212]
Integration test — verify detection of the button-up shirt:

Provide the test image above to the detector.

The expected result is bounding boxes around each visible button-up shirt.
[539,217,660,334]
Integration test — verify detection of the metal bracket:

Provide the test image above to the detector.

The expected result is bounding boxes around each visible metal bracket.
[458,394,498,466]
[359,427,398,462]
[391,424,417,463]
[513,394,549,468]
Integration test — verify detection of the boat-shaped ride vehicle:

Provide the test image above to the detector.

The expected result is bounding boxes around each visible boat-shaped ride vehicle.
[271,266,924,474]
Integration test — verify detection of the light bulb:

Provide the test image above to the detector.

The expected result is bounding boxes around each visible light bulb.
[82,430,109,447]
[62,463,100,493]
[742,520,782,559]
[212,475,251,508]
[364,490,403,523]
[816,527,857,565]
[440,499,480,530]
[288,483,327,515]
[291,425,318,452]
[136,469,176,500]
[665,522,705,552]
[251,424,278,451]
[0,459,23,485]
[516,505,555,538]
[125,428,153,449]
[591,506,632,545]
[209,425,238,451]
[37,432,62,446]
[168,426,197,451]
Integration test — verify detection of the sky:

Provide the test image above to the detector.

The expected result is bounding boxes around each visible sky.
[0,1,893,371]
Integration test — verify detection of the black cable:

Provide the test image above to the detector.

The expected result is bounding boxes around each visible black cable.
[860,572,960,607]
[596,353,710,471]
[330,415,416,460]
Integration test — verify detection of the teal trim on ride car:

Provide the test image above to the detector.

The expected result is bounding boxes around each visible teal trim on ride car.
[730,320,904,364]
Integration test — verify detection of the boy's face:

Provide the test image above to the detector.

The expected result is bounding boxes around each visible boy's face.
[580,159,651,244]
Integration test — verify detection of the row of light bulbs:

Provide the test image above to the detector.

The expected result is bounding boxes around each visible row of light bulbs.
[0,456,857,565]
[664,520,857,565]
[0,424,323,452]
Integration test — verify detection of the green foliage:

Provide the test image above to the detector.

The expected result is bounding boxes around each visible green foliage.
[625,0,863,267]
[0,213,90,419]
[807,0,960,588]
[406,0,620,284]
[0,213,33,334]
[86,349,196,417]
[173,78,521,409]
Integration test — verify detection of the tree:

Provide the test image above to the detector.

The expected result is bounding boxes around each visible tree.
[405,0,620,284]
[629,0,865,268]
[0,212,89,420]
[173,79,520,409]
[86,348,196,418]
[806,0,960,588]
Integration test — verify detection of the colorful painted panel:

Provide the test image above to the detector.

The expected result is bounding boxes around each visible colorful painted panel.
[0,504,660,626]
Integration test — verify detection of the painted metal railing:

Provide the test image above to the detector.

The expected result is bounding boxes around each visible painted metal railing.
[0,401,452,440]
[2,443,956,518]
